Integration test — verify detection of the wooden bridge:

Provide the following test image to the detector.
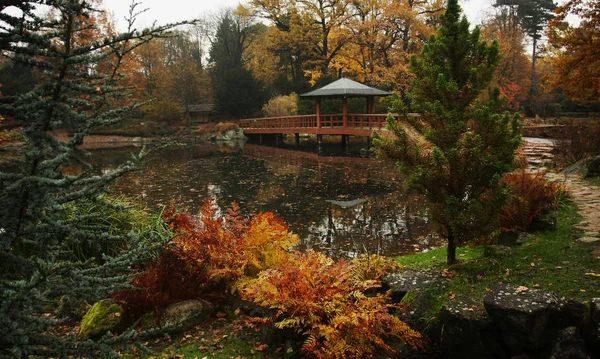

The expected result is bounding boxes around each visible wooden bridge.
[239,113,394,137]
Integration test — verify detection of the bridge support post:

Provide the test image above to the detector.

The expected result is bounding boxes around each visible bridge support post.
[295,133,300,147]
[317,134,323,145]
[366,136,372,149]
[259,134,263,144]
[275,134,283,145]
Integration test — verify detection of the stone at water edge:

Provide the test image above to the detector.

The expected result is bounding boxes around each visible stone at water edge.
[549,327,588,359]
[483,284,587,355]
[78,299,124,339]
[436,296,507,359]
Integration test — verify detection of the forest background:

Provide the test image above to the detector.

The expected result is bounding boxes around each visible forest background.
[1,0,599,130]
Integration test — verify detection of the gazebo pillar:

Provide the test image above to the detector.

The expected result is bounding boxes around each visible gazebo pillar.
[342,96,348,128]
[316,98,322,129]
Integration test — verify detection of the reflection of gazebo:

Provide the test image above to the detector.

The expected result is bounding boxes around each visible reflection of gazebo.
[301,77,391,144]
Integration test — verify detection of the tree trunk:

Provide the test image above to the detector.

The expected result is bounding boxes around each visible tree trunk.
[447,229,457,265]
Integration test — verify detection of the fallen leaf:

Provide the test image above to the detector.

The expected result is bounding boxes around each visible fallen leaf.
[448,292,456,299]
[516,286,529,293]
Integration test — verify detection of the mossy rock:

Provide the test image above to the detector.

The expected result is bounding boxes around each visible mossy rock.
[79,299,123,339]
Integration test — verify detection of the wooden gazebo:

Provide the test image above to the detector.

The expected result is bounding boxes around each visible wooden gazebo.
[300,76,391,131]
[240,77,393,145]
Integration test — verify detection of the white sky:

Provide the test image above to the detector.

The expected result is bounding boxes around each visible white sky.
[101,0,494,31]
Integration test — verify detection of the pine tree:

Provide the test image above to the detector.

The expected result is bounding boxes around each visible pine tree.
[374,0,521,265]
[209,10,265,118]
[0,1,178,357]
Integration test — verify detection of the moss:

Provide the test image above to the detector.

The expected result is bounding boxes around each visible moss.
[79,299,123,339]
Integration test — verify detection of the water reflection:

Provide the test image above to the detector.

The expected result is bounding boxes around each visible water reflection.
[90,142,441,259]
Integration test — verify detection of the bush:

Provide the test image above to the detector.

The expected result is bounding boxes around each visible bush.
[499,170,570,232]
[215,122,239,133]
[554,119,600,164]
[240,250,424,359]
[116,201,299,318]
[262,93,299,117]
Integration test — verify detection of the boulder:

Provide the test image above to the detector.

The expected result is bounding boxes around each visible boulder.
[483,284,586,355]
[549,327,588,359]
[585,155,600,178]
[483,245,513,258]
[161,299,214,330]
[79,299,123,339]
[383,268,443,303]
[215,128,247,142]
[437,296,507,359]
[530,212,557,232]
[54,294,88,320]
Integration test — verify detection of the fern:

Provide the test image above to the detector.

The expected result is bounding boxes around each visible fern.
[241,251,425,358]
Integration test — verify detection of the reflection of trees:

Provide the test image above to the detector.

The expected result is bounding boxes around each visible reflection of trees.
[92,143,439,258]
[301,192,441,260]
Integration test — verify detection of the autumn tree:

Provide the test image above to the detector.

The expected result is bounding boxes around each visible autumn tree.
[374,0,521,265]
[0,1,178,357]
[547,0,600,102]
[209,9,265,118]
[481,8,532,110]
[336,0,441,91]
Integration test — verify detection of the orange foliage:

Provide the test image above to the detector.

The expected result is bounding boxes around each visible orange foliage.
[499,170,570,232]
[240,250,424,358]
[547,0,600,101]
[117,200,298,316]
[165,200,299,290]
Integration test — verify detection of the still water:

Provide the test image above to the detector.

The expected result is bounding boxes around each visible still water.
[91,139,441,259]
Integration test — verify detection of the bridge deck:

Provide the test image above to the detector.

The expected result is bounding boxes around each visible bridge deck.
[240,113,397,136]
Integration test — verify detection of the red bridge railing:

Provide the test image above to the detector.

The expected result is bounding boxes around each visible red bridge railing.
[240,113,394,136]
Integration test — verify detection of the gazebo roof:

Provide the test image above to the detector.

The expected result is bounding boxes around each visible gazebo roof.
[301,77,391,98]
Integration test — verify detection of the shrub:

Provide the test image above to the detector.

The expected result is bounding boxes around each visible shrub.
[262,93,299,117]
[554,119,600,165]
[215,122,239,133]
[240,251,424,359]
[117,201,299,318]
[499,170,570,232]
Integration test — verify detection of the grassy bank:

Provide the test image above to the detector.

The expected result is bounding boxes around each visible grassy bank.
[396,203,599,321]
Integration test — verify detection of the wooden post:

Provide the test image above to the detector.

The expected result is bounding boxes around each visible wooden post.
[342,96,348,129]
[316,98,322,129]
[295,133,300,147]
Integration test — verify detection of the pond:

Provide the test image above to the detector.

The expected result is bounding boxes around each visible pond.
[90,138,441,259]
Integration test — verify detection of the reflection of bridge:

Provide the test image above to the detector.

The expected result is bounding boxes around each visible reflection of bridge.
[242,143,390,182]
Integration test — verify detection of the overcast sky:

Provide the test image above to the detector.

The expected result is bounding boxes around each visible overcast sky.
[101,0,495,31]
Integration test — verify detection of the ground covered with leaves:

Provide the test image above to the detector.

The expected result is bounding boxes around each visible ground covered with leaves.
[396,203,600,321]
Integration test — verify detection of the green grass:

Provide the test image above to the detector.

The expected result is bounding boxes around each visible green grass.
[395,203,600,325]
[122,319,275,359]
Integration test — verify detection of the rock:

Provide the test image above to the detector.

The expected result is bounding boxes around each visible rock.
[161,299,214,330]
[383,268,443,303]
[530,212,557,232]
[586,155,600,178]
[562,159,588,175]
[483,245,513,258]
[132,136,143,143]
[79,299,123,339]
[549,327,588,359]
[437,296,507,359]
[215,128,247,142]
[54,295,88,320]
[483,284,585,355]
[498,231,531,246]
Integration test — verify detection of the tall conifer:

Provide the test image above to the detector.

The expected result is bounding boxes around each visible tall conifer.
[375,0,521,265]
[0,1,176,357]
